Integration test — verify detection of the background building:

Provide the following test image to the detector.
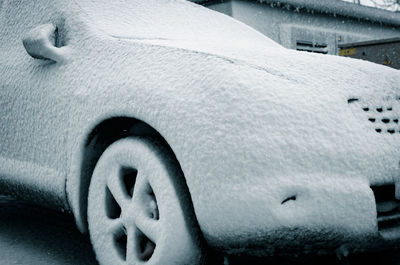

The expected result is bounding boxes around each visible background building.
[339,37,400,69]
[191,0,400,55]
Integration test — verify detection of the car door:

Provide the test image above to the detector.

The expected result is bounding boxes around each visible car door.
[0,1,70,209]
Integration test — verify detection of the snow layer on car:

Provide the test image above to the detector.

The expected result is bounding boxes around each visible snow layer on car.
[73,0,283,61]
[64,37,399,254]
[1,0,399,257]
[58,0,400,254]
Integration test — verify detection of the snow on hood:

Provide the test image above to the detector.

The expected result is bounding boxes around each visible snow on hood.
[73,0,283,62]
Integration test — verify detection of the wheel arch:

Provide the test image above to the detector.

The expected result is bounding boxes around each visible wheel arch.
[69,116,184,233]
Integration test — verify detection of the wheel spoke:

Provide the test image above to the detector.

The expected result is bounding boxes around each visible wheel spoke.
[106,218,124,236]
[135,210,160,243]
[126,226,140,264]
[131,174,160,243]
[132,171,150,196]
[107,176,130,208]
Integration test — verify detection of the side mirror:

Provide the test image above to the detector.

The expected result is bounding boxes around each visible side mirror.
[22,23,69,63]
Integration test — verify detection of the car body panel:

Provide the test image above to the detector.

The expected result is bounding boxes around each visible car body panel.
[0,0,74,209]
[1,0,399,255]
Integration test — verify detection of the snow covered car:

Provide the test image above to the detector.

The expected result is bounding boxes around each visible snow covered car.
[1,0,400,264]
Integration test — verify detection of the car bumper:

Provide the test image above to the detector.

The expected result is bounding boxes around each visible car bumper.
[201,174,387,256]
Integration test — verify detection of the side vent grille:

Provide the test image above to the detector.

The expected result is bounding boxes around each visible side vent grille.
[371,184,400,238]
[296,40,328,54]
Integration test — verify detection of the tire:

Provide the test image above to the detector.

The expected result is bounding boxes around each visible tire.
[88,137,203,265]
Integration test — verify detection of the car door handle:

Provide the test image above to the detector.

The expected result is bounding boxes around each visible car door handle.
[22,23,69,63]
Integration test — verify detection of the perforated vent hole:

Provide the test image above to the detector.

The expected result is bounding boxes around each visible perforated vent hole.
[349,97,399,135]
[347,98,359,104]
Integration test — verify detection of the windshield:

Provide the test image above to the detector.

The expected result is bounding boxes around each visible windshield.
[74,0,281,49]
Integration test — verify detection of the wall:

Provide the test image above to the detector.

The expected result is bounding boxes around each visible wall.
[207,0,400,54]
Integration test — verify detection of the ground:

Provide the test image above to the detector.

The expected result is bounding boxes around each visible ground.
[1,195,400,265]
[0,196,97,265]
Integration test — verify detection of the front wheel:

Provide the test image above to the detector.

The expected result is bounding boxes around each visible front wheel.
[87,137,203,265]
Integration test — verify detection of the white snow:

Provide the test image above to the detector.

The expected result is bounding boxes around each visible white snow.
[0,0,399,258]
[22,24,71,63]
[88,138,202,264]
